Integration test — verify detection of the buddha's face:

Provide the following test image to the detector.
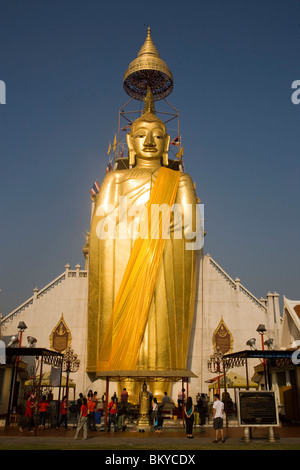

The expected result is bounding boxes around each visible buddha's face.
[128,119,169,161]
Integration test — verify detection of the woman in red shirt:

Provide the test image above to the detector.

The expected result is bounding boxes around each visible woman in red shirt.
[74,397,88,440]
[56,395,68,430]
[108,397,117,432]
[19,395,36,432]
[87,393,97,431]
[38,395,50,430]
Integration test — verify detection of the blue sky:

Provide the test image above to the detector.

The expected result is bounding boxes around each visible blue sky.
[0,0,299,315]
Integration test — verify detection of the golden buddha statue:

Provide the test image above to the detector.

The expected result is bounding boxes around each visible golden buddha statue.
[137,382,151,427]
[87,29,201,403]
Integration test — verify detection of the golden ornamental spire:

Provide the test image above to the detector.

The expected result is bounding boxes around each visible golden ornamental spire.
[123,27,173,102]
[137,27,160,58]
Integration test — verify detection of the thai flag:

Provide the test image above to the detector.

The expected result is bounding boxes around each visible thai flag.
[105,162,112,174]
[90,180,100,195]
[121,124,132,131]
[170,136,180,146]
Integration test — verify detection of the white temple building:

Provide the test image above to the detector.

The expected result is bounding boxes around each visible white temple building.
[0,249,283,404]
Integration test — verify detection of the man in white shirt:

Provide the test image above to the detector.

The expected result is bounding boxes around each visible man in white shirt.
[212,393,225,443]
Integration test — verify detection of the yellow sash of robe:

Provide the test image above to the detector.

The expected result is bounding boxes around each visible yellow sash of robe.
[97,167,181,371]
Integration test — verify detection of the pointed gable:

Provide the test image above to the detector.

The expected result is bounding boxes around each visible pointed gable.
[281,297,300,348]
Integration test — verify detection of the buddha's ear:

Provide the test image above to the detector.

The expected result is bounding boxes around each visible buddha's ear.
[126,132,136,166]
[162,134,170,166]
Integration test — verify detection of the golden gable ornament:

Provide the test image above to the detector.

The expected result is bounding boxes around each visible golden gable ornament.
[212,316,233,355]
[49,314,71,353]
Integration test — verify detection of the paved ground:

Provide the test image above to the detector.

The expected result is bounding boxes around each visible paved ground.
[1,424,300,451]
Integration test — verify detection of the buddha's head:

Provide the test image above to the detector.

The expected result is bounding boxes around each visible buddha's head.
[127,88,170,166]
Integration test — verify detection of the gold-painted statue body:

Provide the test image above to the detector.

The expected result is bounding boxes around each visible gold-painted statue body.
[87,108,200,402]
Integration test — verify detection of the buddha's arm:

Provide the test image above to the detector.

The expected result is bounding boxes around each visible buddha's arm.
[170,172,201,246]
[94,171,120,217]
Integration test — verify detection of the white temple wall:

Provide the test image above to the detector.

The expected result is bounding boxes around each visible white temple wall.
[1,255,282,404]
[1,265,90,399]
[187,254,282,399]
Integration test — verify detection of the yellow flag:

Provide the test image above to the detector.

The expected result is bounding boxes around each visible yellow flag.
[176,145,184,159]
[113,134,117,153]
[107,143,111,155]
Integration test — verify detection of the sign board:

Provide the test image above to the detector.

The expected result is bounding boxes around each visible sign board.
[238,391,279,426]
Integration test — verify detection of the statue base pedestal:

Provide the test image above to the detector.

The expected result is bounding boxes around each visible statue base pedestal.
[137,416,152,429]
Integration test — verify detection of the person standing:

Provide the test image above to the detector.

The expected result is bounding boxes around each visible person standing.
[56,395,68,430]
[88,392,97,431]
[76,393,84,424]
[162,392,170,404]
[121,388,129,403]
[74,397,88,440]
[199,393,208,427]
[157,404,164,433]
[178,388,185,411]
[184,397,195,439]
[212,393,225,443]
[19,395,36,432]
[152,397,159,431]
[38,395,49,430]
[107,397,117,432]
[117,401,126,431]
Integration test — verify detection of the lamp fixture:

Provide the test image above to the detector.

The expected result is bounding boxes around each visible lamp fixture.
[7,335,19,348]
[27,336,37,348]
[246,338,257,350]
[264,338,274,350]
[17,321,27,332]
[256,324,266,334]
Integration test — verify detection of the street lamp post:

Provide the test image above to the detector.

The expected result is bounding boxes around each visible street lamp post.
[246,325,273,390]
[256,324,268,389]
[208,348,224,396]
[6,322,30,425]
[207,347,230,429]
[62,346,80,404]
[12,322,27,410]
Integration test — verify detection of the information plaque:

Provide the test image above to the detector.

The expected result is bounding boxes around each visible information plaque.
[238,391,279,426]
